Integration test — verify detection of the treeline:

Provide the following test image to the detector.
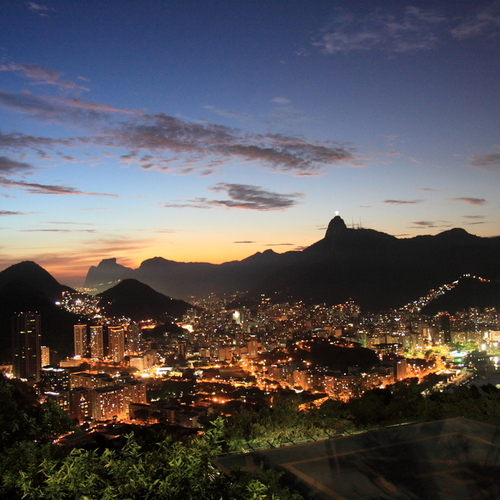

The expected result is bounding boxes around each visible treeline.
[2,375,500,499]
[0,375,300,500]
[222,380,500,452]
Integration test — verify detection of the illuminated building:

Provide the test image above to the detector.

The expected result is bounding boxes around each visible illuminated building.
[125,323,141,353]
[89,325,104,360]
[12,312,41,382]
[92,385,126,420]
[74,324,88,357]
[123,380,147,416]
[69,387,92,422]
[41,345,50,367]
[70,372,114,390]
[108,326,125,362]
[41,366,71,392]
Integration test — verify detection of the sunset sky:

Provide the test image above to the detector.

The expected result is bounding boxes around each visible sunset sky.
[1,1,499,287]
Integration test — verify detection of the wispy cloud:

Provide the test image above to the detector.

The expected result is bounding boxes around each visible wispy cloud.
[462,215,485,219]
[0,156,33,174]
[108,114,357,175]
[0,62,86,91]
[20,228,96,233]
[0,210,25,216]
[383,199,422,204]
[449,197,486,206]
[468,153,500,172]
[203,105,250,120]
[0,90,134,124]
[234,240,256,244]
[165,183,303,211]
[313,6,446,54]
[451,4,500,40]
[0,89,358,176]
[0,175,118,197]
[411,220,452,228]
[271,97,291,105]
[27,2,51,17]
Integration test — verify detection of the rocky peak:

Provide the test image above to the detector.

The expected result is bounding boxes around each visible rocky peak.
[325,215,348,240]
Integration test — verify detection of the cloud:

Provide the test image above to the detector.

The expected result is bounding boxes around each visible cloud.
[451,4,500,40]
[0,132,69,151]
[0,177,118,197]
[203,105,250,120]
[20,228,96,233]
[468,153,500,172]
[271,97,291,104]
[0,156,33,174]
[166,183,303,211]
[207,183,303,210]
[0,90,134,123]
[0,62,87,91]
[0,89,357,176]
[234,241,256,244]
[449,197,486,206]
[0,210,25,216]
[109,114,357,175]
[462,215,485,219]
[313,6,446,54]
[0,154,117,197]
[383,199,422,204]
[411,221,452,228]
[27,2,51,16]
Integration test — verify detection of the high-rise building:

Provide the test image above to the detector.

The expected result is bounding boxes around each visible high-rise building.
[41,345,51,367]
[74,324,88,357]
[125,323,141,353]
[12,312,42,382]
[89,325,104,360]
[108,326,125,363]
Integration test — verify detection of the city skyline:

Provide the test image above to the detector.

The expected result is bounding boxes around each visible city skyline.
[1,0,499,287]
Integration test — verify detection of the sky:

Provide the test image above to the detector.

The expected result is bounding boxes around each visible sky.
[1,0,499,287]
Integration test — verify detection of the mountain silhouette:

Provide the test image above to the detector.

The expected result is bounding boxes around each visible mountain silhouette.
[84,216,500,311]
[0,279,78,362]
[421,277,500,315]
[96,279,191,321]
[0,261,71,302]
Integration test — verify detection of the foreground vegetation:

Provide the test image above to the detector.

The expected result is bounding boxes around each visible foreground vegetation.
[2,374,500,499]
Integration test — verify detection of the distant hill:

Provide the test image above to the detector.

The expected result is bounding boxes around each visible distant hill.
[421,277,500,315]
[96,279,191,321]
[0,261,71,302]
[84,216,500,311]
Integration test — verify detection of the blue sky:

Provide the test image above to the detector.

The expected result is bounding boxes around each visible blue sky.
[1,0,499,286]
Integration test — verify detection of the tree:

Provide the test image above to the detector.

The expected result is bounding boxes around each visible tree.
[8,419,302,500]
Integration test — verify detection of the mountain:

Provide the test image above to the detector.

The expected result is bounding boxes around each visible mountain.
[421,277,500,315]
[0,261,70,302]
[0,261,80,361]
[84,216,500,311]
[85,258,135,291]
[96,279,191,321]
[0,280,78,362]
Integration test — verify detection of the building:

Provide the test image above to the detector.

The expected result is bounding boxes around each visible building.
[89,325,104,360]
[74,324,88,357]
[12,312,41,382]
[40,366,71,392]
[108,326,125,363]
[41,345,51,367]
[69,387,92,422]
[125,323,141,353]
[92,385,126,420]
